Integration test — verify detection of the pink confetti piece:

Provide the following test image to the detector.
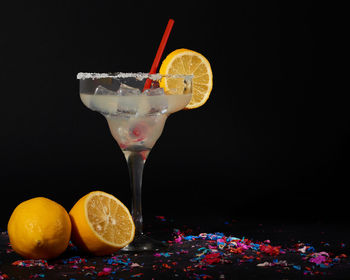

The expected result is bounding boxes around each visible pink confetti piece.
[175,236,182,243]
[102,267,112,273]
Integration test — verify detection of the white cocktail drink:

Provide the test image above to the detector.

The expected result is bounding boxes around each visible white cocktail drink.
[80,93,191,157]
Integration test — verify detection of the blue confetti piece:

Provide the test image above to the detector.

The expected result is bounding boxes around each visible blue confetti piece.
[226,237,240,242]
[307,246,315,252]
[250,243,260,250]
[184,235,198,240]
[293,265,301,270]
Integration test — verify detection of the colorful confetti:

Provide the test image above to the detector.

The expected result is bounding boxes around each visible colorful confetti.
[0,218,349,279]
[12,259,55,270]
[0,272,9,280]
[172,228,349,276]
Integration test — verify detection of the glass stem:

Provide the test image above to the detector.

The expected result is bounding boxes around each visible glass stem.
[126,151,146,237]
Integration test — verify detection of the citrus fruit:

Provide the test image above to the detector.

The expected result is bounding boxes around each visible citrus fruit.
[159,48,213,109]
[69,191,135,256]
[7,197,71,260]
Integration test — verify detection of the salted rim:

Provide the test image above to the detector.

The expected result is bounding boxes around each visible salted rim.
[77,72,193,80]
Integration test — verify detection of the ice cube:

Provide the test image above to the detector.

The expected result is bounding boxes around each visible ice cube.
[117,83,141,96]
[141,88,167,114]
[115,84,140,115]
[143,88,165,96]
[147,90,168,114]
[118,99,137,115]
[94,85,118,95]
[149,98,168,114]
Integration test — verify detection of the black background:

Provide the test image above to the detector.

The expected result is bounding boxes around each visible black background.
[0,1,348,228]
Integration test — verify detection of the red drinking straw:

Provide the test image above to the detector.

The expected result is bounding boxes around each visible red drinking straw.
[143,19,175,91]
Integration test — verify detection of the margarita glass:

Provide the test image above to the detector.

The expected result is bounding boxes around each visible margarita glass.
[77,72,192,251]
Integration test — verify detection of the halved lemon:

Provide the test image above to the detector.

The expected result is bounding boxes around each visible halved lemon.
[159,48,213,109]
[69,191,135,256]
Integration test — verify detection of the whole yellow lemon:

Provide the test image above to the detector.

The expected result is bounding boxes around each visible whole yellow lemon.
[7,197,71,259]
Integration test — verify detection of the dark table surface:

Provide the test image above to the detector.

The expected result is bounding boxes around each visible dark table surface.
[1,217,350,280]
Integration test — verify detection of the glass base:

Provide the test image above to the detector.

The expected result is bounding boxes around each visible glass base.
[121,234,168,252]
